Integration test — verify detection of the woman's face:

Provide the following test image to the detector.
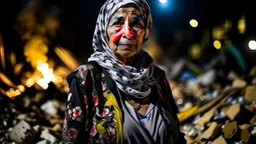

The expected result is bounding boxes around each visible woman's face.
[106,4,145,63]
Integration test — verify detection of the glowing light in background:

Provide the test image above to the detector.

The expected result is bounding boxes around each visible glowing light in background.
[17,85,26,92]
[54,47,79,70]
[248,40,256,50]
[0,35,6,71]
[189,19,198,28]
[189,44,201,59]
[6,88,21,98]
[212,27,225,40]
[0,0,72,97]
[159,0,167,4]
[238,15,246,34]
[224,19,232,31]
[26,78,35,87]
[155,0,173,13]
[213,40,221,49]
[0,72,16,87]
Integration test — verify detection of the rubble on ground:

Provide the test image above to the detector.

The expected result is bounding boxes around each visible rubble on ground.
[172,66,256,144]
[0,88,65,144]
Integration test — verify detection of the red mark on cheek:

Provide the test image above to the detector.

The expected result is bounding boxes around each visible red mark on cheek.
[110,26,136,43]
[111,32,141,44]
[111,32,123,43]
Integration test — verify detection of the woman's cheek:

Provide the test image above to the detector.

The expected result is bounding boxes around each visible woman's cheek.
[135,30,145,45]
[110,27,123,43]
[110,32,122,43]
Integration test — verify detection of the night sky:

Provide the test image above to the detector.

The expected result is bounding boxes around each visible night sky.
[0,0,255,71]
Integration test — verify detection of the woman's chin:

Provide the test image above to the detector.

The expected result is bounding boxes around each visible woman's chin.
[115,50,136,63]
[116,46,137,57]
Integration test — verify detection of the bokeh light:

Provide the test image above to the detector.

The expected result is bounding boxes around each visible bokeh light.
[213,40,221,49]
[189,19,198,28]
[248,40,256,50]
[159,0,168,4]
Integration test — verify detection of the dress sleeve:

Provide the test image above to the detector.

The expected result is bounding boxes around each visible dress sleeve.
[62,65,93,144]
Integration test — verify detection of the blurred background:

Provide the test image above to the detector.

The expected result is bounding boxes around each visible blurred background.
[0,0,256,143]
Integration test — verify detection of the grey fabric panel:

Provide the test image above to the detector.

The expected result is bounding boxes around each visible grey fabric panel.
[121,96,167,144]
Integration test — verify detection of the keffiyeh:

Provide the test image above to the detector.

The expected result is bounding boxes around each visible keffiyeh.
[88,0,155,99]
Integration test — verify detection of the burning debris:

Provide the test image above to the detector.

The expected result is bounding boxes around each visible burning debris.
[0,38,75,143]
[0,0,78,143]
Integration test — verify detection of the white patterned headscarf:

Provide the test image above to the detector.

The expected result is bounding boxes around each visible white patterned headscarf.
[88,0,155,99]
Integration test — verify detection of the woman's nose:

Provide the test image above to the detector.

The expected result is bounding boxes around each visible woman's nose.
[121,21,133,39]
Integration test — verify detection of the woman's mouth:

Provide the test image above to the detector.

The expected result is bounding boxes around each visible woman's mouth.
[118,44,136,50]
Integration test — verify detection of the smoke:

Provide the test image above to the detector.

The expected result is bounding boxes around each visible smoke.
[15,0,60,67]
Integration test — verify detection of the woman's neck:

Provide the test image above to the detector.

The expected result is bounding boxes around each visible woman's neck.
[118,56,133,65]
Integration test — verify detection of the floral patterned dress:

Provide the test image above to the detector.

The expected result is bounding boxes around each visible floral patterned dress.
[62,62,186,144]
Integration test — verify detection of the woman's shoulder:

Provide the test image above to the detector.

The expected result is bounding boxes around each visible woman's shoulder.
[66,61,102,84]
[153,64,166,80]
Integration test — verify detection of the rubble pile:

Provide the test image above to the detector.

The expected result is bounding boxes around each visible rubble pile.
[0,49,255,144]
[0,89,66,144]
[172,66,256,144]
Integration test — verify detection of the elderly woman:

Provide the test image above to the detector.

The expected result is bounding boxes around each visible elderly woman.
[62,0,186,143]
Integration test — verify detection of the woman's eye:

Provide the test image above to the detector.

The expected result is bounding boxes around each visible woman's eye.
[113,20,123,26]
[113,22,120,25]
[131,20,144,28]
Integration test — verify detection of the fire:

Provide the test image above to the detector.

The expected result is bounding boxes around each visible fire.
[24,36,49,68]
[1,0,73,98]
[31,60,61,90]
[21,58,68,92]
[17,85,25,92]
[0,35,5,71]
[6,88,22,98]
[25,78,35,88]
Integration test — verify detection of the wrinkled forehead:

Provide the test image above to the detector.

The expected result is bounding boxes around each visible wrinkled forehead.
[102,0,148,25]
[113,3,141,16]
